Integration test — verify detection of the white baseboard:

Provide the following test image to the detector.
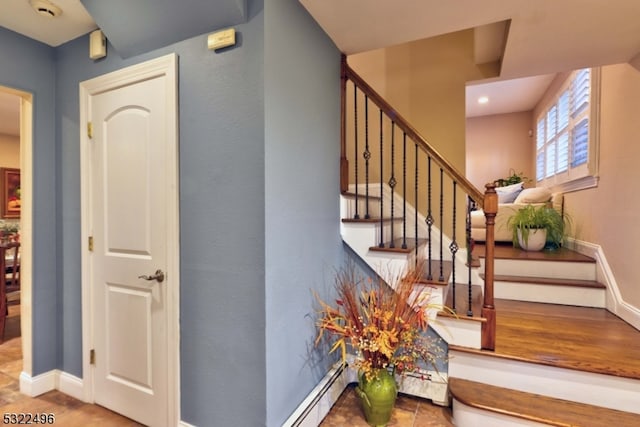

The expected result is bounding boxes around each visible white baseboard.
[57,371,85,401]
[19,369,84,400]
[567,238,640,330]
[19,370,56,397]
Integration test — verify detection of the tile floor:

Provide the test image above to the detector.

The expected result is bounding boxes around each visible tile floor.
[320,384,454,427]
[0,305,142,426]
[1,304,453,426]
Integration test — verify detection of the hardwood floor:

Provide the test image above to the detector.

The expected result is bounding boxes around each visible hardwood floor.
[0,305,142,426]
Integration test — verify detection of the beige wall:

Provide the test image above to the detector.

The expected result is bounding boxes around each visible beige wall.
[349,29,497,175]
[346,30,498,240]
[466,112,535,190]
[0,133,19,168]
[566,63,640,308]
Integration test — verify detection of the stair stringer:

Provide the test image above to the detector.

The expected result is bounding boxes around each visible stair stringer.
[340,191,484,350]
[343,184,483,287]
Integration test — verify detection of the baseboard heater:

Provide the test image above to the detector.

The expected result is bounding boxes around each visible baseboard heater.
[282,360,449,427]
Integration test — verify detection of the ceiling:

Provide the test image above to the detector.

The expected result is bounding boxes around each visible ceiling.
[301,0,640,117]
[1,0,640,135]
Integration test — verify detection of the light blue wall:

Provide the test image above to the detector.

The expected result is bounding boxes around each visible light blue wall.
[55,2,268,425]
[2,0,344,425]
[264,0,342,425]
[0,27,59,374]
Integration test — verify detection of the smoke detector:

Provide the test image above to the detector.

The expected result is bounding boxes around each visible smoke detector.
[29,0,63,18]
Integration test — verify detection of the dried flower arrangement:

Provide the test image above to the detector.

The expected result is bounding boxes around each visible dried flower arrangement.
[314,262,446,381]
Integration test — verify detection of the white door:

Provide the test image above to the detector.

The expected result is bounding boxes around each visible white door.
[80,54,179,427]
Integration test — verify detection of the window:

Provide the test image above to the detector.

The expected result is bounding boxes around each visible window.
[535,68,600,192]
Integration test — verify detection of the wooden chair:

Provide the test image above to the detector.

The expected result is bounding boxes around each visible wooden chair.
[0,242,20,342]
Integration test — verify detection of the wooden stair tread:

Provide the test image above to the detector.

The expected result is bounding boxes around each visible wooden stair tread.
[481,273,606,289]
[449,377,640,427]
[473,242,595,263]
[416,259,452,286]
[340,191,382,200]
[439,283,485,322]
[369,238,427,254]
[341,217,402,223]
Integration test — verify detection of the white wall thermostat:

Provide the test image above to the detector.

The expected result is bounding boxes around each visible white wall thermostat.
[208,28,236,51]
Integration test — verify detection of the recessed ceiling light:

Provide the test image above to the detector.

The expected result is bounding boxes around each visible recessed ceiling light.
[29,0,63,18]
[478,96,489,104]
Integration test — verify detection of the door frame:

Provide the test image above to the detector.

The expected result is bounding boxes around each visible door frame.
[0,86,34,384]
[79,53,180,425]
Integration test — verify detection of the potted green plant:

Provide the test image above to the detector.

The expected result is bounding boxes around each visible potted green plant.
[507,204,569,251]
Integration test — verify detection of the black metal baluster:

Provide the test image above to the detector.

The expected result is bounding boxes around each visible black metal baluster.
[439,168,444,282]
[414,142,418,263]
[426,157,433,281]
[379,110,384,248]
[353,83,359,219]
[364,95,370,219]
[466,196,474,317]
[402,133,407,249]
[389,122,396,248]
[450,182,459,312]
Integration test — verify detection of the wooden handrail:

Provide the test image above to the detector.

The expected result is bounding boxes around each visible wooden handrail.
[342,59,484,205]
[340,54,496,350]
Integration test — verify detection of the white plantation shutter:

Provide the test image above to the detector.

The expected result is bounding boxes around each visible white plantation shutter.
[546,106,557,141]
[535,67,599,190]
[558,91,569,130]
[536,118,545,149]
[546,141,556,178]
[572,69,590,117]
[571,119,589,167]
[536,152,545,181]
[557,132,569,172]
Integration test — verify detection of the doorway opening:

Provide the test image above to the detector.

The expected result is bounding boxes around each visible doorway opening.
[0,85,33,386]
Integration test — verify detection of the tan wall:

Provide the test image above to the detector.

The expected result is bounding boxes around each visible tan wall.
[349,29,494,174]
[466,112,535,190]
[346,30,497,241]
[0,133,20,168]
[565,63,640,308]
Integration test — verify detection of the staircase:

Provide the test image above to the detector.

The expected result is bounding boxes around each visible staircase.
[341,197,640,424]
[340,63,640,427]
[338,58,640,425]
[446,243,640,425]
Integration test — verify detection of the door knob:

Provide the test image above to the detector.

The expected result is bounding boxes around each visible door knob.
[138,269,165,283]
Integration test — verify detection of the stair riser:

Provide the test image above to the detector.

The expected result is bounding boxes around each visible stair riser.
[431,319,481,349]
[482,258,596,281]
[495,281,605,308]
[453,400,548,427]
[449,350,640,414]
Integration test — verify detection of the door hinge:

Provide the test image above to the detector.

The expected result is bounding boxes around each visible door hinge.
[90,349,95,365]
[88,236,94,252]
[87,122,93,139]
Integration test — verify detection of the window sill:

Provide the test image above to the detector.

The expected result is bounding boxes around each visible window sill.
[553,175,599,193]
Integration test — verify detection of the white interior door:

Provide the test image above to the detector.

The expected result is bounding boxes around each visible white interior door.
[80,54,179,427]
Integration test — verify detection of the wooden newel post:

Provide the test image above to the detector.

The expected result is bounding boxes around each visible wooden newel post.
[340,54,349,194]
[481,183,498,350]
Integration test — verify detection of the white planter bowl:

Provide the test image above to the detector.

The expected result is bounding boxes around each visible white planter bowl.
[517,228,547,251]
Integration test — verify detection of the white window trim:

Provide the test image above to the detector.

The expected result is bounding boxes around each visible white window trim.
[536,67,601,193]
